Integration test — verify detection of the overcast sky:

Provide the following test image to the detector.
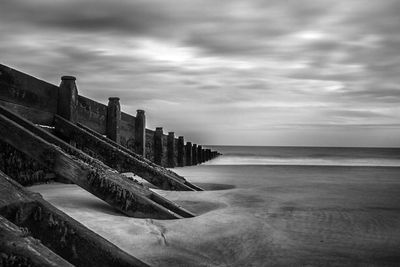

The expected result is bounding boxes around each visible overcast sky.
[1,0,399,147]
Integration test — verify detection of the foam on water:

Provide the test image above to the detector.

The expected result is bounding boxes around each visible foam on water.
[204,146,400,167]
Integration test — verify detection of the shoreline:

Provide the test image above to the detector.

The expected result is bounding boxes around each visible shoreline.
[29,165,400,266]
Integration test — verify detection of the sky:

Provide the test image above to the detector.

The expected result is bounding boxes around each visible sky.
[1,0,400,147]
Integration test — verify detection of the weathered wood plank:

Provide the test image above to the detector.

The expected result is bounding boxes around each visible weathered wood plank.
[145,129,155,160]
[161,134,169,167]
[0,171,149,267]
[106,97,121,143]
[0,100,54,126]
[120,112,136,149]
[0,105,194,218]
[77,95,107,134]
[134,110,145,156]
[167,132,176,168]
[177,136,185,167]
[0,140,56,186]
[185,142,192,166]
[0,215,73,267]
[55,115,200,192]
[0,64,58,113]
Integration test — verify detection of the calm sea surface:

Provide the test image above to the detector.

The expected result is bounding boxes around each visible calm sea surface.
[204,146,400,166]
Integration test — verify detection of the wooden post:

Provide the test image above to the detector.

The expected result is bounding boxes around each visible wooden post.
[197,145,203,163]
[192,144,198,165]
[154,127,163,165]
[177,136,185,167]
[0,112,193,219]
[57,76,78,123]
[206,149,211,161]
[167,132,175,168]
[134,109,146,156]
[106,97,121,143]
[185,142,192,166]
[53,115,199,191]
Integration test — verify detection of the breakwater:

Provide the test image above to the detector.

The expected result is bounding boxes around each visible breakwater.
[0,63,219,186]
[0,63,220,266]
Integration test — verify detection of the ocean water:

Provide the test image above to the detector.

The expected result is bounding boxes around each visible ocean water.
[29,146,400,266]
[204,146,400,167]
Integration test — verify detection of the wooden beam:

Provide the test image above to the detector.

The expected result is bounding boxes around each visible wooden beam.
[76,95,107,135]
[0,215,73,267]
[0,64,59,114]
[167,132,176,168]
[177,136,185,167]
[106,97,121,143]
[192,144,198,165]
[0,100,54,126]
[0,105,195,218]
[134,110,146,156]
[54,115,202,191]
[0,171,149,267]
[185,142,192,166]
[197,145,203,164]
[77,120,204,191]
[154,127,163,165]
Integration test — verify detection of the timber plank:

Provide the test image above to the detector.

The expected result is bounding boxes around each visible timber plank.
[0,171,149,267]
[72,118,203,191]
[0,99,54,125]
[120,112,136,148]
[0,215,73,267]
[0,64,58,113]
[0,105,194,219]
[77,95,107,134]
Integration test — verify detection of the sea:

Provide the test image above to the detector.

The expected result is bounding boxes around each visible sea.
[204,145,400,167]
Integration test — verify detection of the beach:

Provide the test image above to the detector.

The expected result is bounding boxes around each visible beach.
[29,150,400,267]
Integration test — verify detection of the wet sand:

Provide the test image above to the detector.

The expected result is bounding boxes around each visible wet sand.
[29,165,400,266]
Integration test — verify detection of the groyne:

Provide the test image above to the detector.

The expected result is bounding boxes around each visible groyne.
[0,64,219,175]
[0,63,220,266]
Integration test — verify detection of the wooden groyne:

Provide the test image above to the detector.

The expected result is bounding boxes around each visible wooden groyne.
[0,64,219,173]
[0,63,220,189]
[0,63,221,265]
[0,63,219,211]
[54,115,201,191]
[0,105,194,219]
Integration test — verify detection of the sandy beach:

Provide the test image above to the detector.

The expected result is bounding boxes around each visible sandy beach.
[28,164,400,266]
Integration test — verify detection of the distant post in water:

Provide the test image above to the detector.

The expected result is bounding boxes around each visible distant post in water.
[154,127,164,165]
[57,76,78,123]
[206,149,211,161]
[167,132,176,168]
[192,144,198,165]
[177,136,185,167]
[134,109,146,156]
[106,97,121,143]
[197,145,203,163]
[185,142,192,166]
